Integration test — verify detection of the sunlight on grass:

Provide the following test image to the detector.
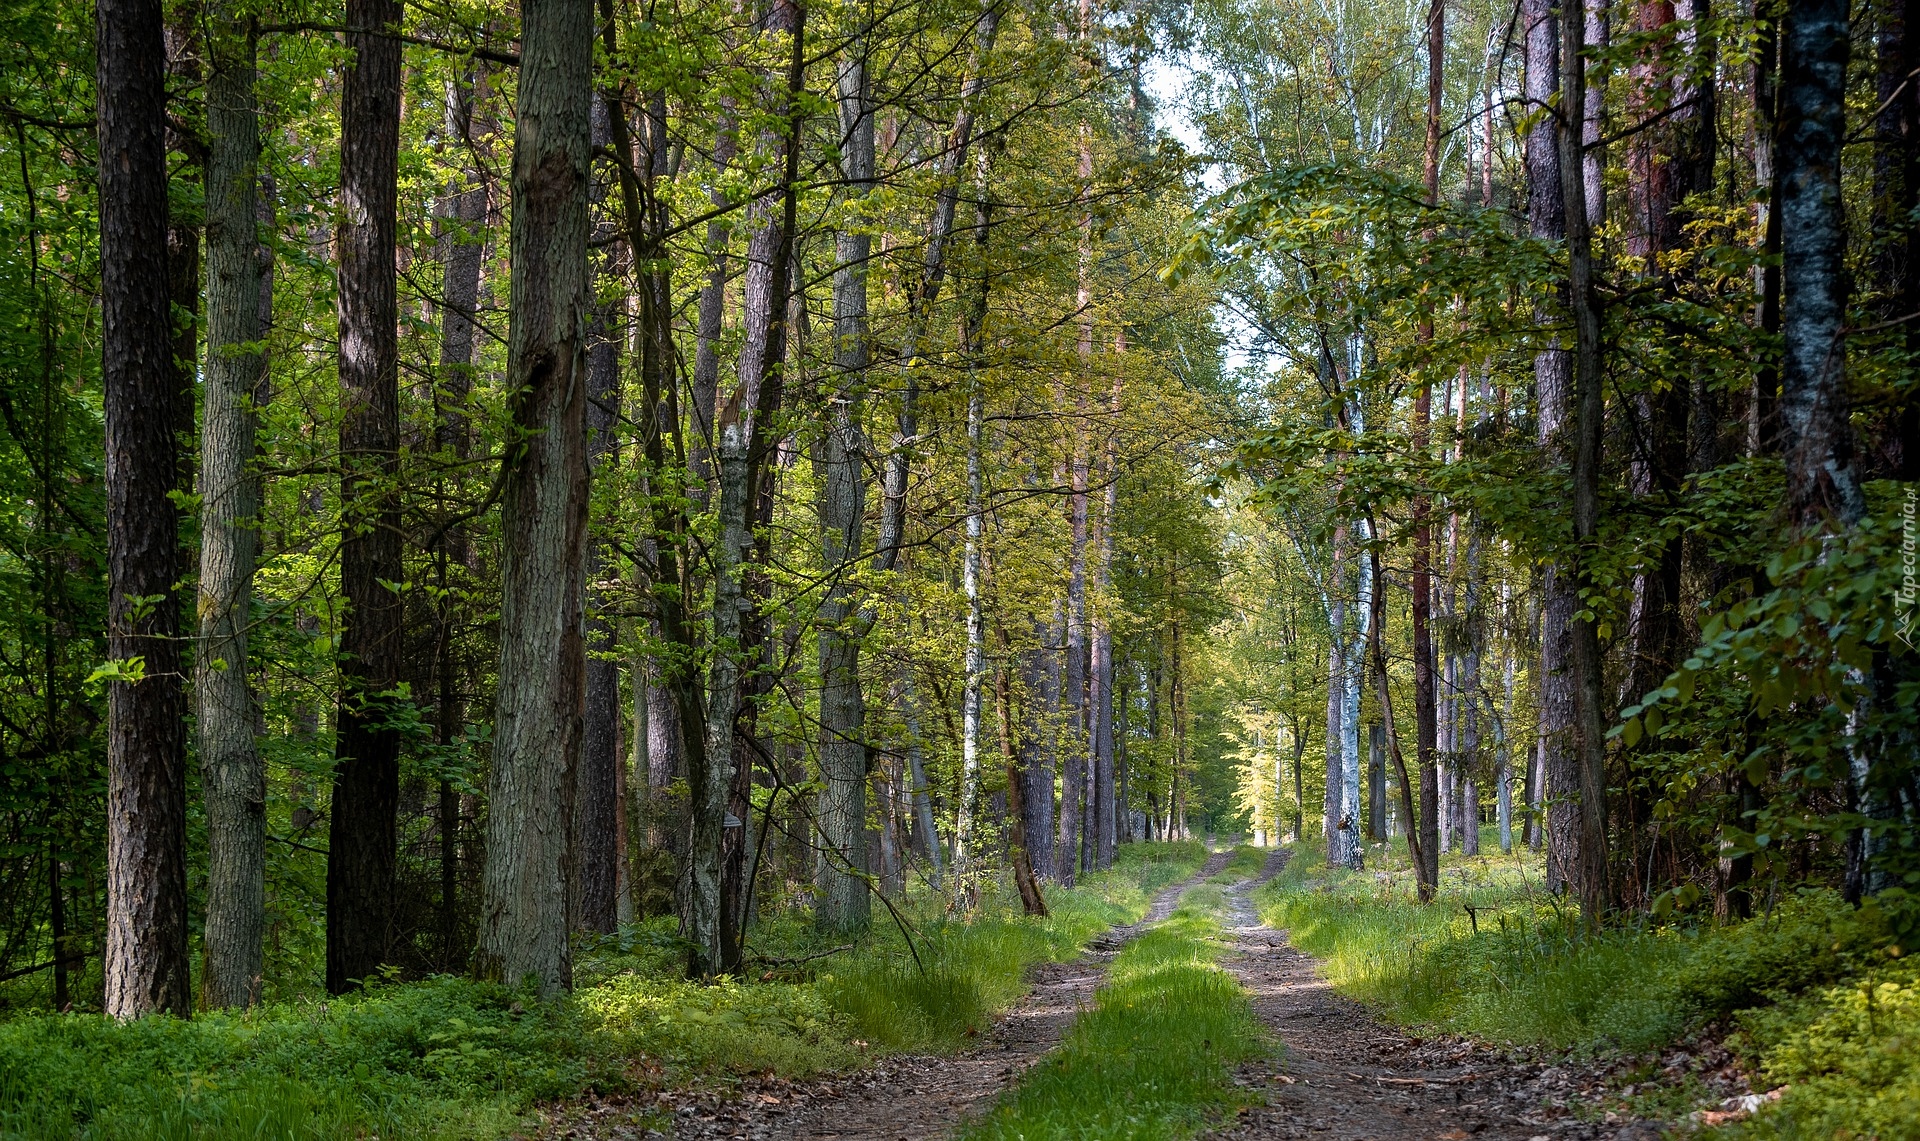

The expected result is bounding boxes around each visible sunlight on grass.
[963,861,1270,1140]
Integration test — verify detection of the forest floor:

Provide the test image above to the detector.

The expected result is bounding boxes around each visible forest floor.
[536,850,1691,1141]
[537,850,1234,1140]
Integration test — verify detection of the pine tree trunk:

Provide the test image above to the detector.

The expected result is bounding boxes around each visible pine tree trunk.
[197,7,266,1010]
[1560,3,1614,920]
[476,0,593,996]
[327,0,404,995]
[99,0,191,1020]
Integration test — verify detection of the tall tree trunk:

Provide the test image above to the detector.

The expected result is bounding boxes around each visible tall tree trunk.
[955,141,997,882]
[1059,448,1088,882]
[197,6,265,1010]
[1413,0,1445,896]
[1776,0,1874,893]
[902,673,945,885]
[327,0,404,995]
[1021,627,1056,877]
[1560,2,1614,921]
[1497,587,1517,854]
[1340,517,1372,870]
[706,0,805,965]
[1526,0,1580,897]
[997,630,1048,914]
[434,67,486,966]
[1091,346,1120,870]
[1324,523,1346,861]
[577,90,627,936]
[475,0,593,996]
[817,45,875,923]
[99,0,190,1020]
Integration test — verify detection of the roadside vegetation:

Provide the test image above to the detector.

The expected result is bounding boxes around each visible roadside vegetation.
[1258,838,1917,1135]
[0,844,1206,1140]
[965,871,1268,1140]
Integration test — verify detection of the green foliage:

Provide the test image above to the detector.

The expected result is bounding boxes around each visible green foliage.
[962,874,1268,1140]
[1728,958,1920,1139]
[1616,512,1920,896]
[584,974,861,1078]
[0,977,606,1140]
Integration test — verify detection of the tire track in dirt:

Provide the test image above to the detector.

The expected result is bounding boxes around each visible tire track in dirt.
[537,850,1233,1140]
[1206,850,1658,1141]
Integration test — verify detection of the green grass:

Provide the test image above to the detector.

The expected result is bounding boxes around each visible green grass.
[823,840,1210,1053]
[0,842,1209,1140]
[1256,832,1920,1137]
[962,866,1270,1140]
[1208,844,1272,883]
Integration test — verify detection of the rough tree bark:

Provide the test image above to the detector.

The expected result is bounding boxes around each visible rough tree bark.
[577,90,627,936]
[99,0,191,1020]
[433,66,486,966]
[1777,0,1864,529]
[327,0,404,995]
[196,4,266,1010]
[1560,1,1614,920]
[817,42,876,921]
[1525,0,1581,897]
[1413,0,1445,896]
[476,0,593,996]
[705,0,804,965]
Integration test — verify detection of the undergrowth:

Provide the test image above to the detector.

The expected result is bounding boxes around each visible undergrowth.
[1257,833,1915,1137]
[822,840,1209,1053]
[0,841,1207,1140]
[963,873,1269,1140]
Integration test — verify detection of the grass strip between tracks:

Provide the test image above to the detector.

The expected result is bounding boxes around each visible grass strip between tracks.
[963,868,1271,1141]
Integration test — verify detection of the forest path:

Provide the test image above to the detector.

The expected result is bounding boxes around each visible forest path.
[551,848,1234,1141]
[1206,851,1652,1141]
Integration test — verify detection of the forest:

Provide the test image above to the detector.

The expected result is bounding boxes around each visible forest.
[0,0,1914,1132]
